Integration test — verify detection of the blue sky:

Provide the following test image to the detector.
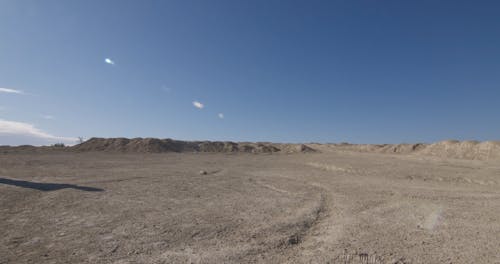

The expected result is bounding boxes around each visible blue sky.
[1,0,499,145]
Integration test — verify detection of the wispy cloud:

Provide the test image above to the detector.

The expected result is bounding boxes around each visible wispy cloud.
[0,88,23,94]
[193,101,204,109]
[105,58,115,65]
[41,115,55,120]
[218,113,224,119]
[161,85,171,92]
[0,119,77,145]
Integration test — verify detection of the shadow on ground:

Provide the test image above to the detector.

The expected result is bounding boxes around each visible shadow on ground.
[0,178,104,192]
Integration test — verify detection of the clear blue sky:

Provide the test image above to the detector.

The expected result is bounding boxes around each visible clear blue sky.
[1,0,499,145]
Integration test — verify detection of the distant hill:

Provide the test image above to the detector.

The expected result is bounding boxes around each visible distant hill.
[2,138,499,160]
[70,137,317,154]
[310,140,500,160]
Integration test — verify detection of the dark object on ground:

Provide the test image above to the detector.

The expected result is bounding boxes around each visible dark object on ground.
[0,178,103,192]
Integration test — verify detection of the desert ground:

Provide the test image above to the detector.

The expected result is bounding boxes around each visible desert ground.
[1,141,500,263]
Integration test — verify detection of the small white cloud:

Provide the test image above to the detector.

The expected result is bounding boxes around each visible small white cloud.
[193,101,204,109]
[218,113,224,119]
[105,58,115,65]
[0,88,23,94]
[41,115,55,120]
[0,119,77,145]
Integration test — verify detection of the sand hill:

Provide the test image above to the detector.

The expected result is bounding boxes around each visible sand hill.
[313,143,427,154]
[71,138,317,154]
[418,140,500,160]
[310,140,500,160]
[3,138,499,160]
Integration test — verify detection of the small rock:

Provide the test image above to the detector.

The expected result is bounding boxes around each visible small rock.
[288,234,300,245]
[199,170,207,175]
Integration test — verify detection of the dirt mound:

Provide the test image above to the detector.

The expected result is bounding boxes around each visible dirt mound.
[315,140,500,160]
[418,140,500,160]
[71,138,317,154]
[71,138,194,153]
[0,145,69,153]
[198,141,239,152]
[278,144,318,154]
[238,143,281,153]
[9,137,500,160]
[378,143,427,154]
[323,143,427,154]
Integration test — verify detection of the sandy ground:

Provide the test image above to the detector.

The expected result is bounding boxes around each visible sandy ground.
[1,151,499,263]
